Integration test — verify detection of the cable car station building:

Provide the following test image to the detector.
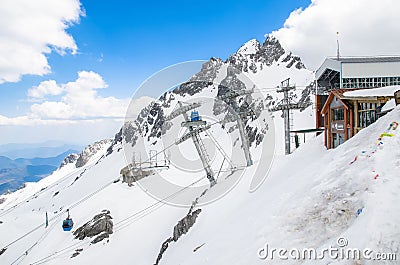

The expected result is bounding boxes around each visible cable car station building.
[315,56,400,149]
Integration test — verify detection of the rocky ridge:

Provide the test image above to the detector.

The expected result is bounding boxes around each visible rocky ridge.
[106,36,310,157]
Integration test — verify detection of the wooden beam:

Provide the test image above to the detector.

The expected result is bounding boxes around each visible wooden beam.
[327,109,332,149]
[344,108,348,140]
[354,100,358,134]
[350,108,354,138]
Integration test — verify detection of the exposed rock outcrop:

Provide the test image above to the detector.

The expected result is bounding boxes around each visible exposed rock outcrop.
[154,192,207,265]
[120,166,153,186]
[0,248,6,256]
[226,35,306,74]
[60,153,79,168]
[73,210,113,244]
[75,139,112,168]
[173,57,223,96]
[106,35,311,157]
[154,209,202,265]
[172,209,201,241]
[106,59,226,156]
[298,81,314,111]
[154,237,173,265]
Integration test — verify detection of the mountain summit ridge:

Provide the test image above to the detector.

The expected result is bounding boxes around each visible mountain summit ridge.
[227,35,306,74]
[106,35,312,158]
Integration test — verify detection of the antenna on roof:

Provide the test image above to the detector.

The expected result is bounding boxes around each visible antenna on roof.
[336,32,340,60]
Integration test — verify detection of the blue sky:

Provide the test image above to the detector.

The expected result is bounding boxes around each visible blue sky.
[0,0,310,112]
[0,0,310,144]
[66,0,310,90]
[1,0,399,145]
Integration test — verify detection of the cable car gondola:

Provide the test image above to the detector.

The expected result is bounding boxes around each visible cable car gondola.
[190,111,200,121]
[62,209,74,231]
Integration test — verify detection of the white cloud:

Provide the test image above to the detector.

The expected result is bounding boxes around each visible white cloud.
[0,114,82,126]
[30,101,72,119]
[0,0,83,83]
[272,0,400,70]
[27,80,64,100]
[0,71,154,125]
[28,71,153,120]
[0,70,153,145]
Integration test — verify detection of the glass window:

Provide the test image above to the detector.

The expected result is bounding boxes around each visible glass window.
[342,76,400,88]
[382,77,387,86]
[359,112,364,127]
[332,108,344,121]
[333,133,345,148]
[367,78,372,88]
[339,133,345,145]
[358,109,377,128]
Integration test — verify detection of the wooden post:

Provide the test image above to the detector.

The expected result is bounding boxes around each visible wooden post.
[327,109,332,149]
[354,100,359,135]
[344,107,348,140]
[316,95,321,128]
[350,108,354,138]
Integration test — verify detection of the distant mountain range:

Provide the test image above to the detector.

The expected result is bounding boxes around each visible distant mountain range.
[0,149,78,194]
[0,142,82,159]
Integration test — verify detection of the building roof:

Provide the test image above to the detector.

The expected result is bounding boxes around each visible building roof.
[331,88,358,98]
[342,85,400,98]
[315,58,341,81]
[330,56,400,64]
[321,89,358,114]
[316,56,400,81]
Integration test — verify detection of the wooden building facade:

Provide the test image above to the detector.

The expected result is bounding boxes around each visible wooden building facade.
[315,56,400,129]
[321,89,394,149]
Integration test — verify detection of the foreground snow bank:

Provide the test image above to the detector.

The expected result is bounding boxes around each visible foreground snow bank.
[163,107,400,265]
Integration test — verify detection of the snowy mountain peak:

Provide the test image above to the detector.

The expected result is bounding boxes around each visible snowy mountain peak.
[237,39,261,55]
[75,139,112,168]
[59,153,79,168]
[226,35,306,74]
[104,35,313,156]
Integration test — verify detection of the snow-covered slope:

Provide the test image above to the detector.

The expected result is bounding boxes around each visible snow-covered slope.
[0,136,192,264]
[1,105,398,265]
[1,36,398,265]
[162,106,400,265]
[237,39,260,55]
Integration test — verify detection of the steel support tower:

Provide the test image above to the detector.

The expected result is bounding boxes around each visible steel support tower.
[271,78,309,155]
[168,101,216,186]
[218,89,254,166]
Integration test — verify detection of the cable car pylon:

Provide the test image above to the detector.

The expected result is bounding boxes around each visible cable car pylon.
[218,89,254,166]
[167,101,216,187]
